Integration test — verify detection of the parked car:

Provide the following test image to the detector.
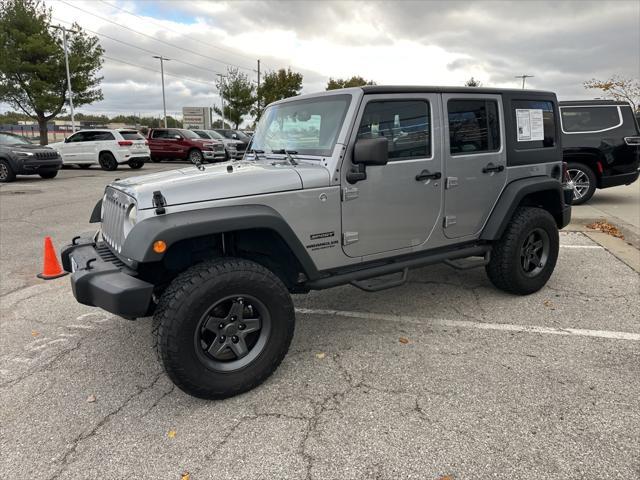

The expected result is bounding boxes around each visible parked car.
[559,100,639,204]
[147,128,226,164]
[49,129,150,171]
[192,129,245,159]
[61,85,571,399]
[213,129,251,151]
[0,132,62,182]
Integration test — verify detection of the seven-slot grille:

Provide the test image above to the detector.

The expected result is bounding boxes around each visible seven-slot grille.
[35,151,59,159]
[101,187,134,254]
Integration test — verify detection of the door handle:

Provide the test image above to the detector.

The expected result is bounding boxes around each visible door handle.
[415,170,441,181]
[482,163,505,174]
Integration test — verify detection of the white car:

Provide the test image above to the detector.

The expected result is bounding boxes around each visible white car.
[50,129,150,171]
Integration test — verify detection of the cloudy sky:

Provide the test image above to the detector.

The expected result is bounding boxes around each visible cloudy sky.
[10,0,640,123]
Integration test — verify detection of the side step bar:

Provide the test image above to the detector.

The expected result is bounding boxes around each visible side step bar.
[351,268,408,292]
[306,245,491,291]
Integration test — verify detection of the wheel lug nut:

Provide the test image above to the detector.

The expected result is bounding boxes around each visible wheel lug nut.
[238,324,245,330]
[218,323,224,329]
[230,315,237,322]
[219,335,226,343]
[232,336,239,343]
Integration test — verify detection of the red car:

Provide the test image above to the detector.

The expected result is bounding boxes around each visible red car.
[147,128,226,164]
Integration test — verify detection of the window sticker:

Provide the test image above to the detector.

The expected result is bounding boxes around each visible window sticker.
[516,109,544,141]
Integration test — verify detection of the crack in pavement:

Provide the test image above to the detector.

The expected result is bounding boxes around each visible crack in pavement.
[47,372,165,480]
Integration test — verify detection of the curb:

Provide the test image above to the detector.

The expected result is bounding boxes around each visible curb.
[567,217,640,250]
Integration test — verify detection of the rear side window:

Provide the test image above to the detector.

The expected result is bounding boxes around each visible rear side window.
[357,100,431,160]
[561,106,621,133]
[119,131,144,140]
[448,99,500,155]
[193,131,208,139]
[512,100,556,148]
[152,130,169,139]
[93,131,115,141]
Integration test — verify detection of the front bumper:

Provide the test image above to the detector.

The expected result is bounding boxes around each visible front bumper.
[19,158,62,174]
[203,150,226,161]
[61,235,153,318]
[599,170,639,189]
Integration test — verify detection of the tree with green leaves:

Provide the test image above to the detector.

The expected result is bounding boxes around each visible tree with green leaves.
[0,0,104,144]
[326,76,376,90]
[255,68,303,118]
[214,67,255,129]
[584,75,639,112]
[465,77,482,87]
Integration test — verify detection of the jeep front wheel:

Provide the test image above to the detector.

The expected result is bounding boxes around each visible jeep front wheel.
[485,207,559,295]
[154,258,295,399]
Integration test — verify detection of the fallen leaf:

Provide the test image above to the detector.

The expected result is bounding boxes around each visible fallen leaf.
[86,394,96,403]
[437,476,454,480]
[399,337,409,344]
[180,472,190,480]
[543,300,553,307]
[315,352,326,359]
[31,330,39,337]
[586,221,624,239]
[167,429,177,439]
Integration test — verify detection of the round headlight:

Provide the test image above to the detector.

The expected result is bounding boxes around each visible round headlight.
[127,204,137,225]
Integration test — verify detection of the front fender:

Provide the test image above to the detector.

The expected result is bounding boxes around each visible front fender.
[121,204,320,278]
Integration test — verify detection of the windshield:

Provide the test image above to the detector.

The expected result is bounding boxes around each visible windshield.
[250,94,351,156]
[205,130,225,140]
[181,130,201,139]
[0,133,31,145]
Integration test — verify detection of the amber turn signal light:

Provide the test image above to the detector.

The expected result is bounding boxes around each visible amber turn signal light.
[153,240,167,253]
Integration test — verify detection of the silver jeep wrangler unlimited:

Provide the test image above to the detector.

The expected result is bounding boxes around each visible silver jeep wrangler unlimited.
[62,86,572,399]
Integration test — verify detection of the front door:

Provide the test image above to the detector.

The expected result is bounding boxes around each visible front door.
[442,94,506,239]
[60,131,86,162]
[341,94,443,258]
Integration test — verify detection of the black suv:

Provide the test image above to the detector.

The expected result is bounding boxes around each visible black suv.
[0,132,62,183]
[560,100,640,204]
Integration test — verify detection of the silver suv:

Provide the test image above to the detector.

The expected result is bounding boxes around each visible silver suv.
[61,86,572,399]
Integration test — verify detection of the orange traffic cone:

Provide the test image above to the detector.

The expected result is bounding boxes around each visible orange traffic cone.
[37,236,68,280]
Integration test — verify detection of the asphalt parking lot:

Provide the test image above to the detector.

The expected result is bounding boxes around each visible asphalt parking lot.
[1,163,639,480]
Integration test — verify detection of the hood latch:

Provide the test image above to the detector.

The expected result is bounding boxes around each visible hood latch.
[152,190,167,215]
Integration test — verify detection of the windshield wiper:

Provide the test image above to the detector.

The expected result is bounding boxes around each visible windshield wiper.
[270,149,299,165]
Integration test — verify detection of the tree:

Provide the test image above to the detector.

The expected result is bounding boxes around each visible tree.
[326,76,376,90]
[0,0,103,144]
[465,77,482,87]
[214,67,255,129]
[255,67,303,118]
[584,76,639,112]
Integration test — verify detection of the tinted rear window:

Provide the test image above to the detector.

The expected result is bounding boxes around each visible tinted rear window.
[119,131,145,140]
[561,106,621,133]
[512,100,556,148]
[448,99,501,155]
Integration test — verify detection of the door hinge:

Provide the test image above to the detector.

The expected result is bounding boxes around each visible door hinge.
[445,177,458,189]
[342,186,359,201]
[342,232,359,245]
[443,216,457,228]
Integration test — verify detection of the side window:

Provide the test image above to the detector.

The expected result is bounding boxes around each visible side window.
[168,129,182,138]
[356,100,430,160]
[152,129,168,139]
[66,132,85,143]
[512,100,556,148]
[561,106,621,133]
[448,99,500,155]
[80,131,98,142]
[93,131,115,141]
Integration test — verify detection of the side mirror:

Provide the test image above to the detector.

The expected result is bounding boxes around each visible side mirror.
[173,134,182,140]
[64,137,69,143]
[353,137,388,166]
[231,133,238,139]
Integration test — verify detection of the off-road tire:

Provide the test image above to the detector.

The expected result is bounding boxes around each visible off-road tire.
[128,160,144,169]
[0,160,16,182]
[99,152,118,171]
[486,207,559,295]
[154,257,295,399]
[39,170,58,179]
[566,162,596,205]
[188,148,203,165]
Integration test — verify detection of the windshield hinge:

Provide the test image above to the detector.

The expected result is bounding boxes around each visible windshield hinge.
[152,190,166,215]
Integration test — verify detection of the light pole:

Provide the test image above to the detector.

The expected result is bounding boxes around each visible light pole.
[153,56,170,128]
[217,73,226,128]
[515,74,534,89]
[51,25,79,132]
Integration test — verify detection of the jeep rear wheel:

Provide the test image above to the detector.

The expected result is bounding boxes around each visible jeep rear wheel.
[566,162,596,205]
[485,207,559,295]
[154,257,295,399]
[99,152,118,171]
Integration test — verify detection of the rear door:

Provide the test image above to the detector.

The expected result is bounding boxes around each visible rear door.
[341,94,443,258]
[442,94,506,239]
[150,129,171,156]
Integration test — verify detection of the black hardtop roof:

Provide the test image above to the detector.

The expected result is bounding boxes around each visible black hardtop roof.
[361,85,556,96]
[559,99,631,106]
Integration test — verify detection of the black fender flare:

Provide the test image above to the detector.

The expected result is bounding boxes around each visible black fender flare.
[481,177,565,241]
[121,204,320,278]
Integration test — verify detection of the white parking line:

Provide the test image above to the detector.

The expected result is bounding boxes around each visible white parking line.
[560,245,604,249]
[295,308,640,342]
